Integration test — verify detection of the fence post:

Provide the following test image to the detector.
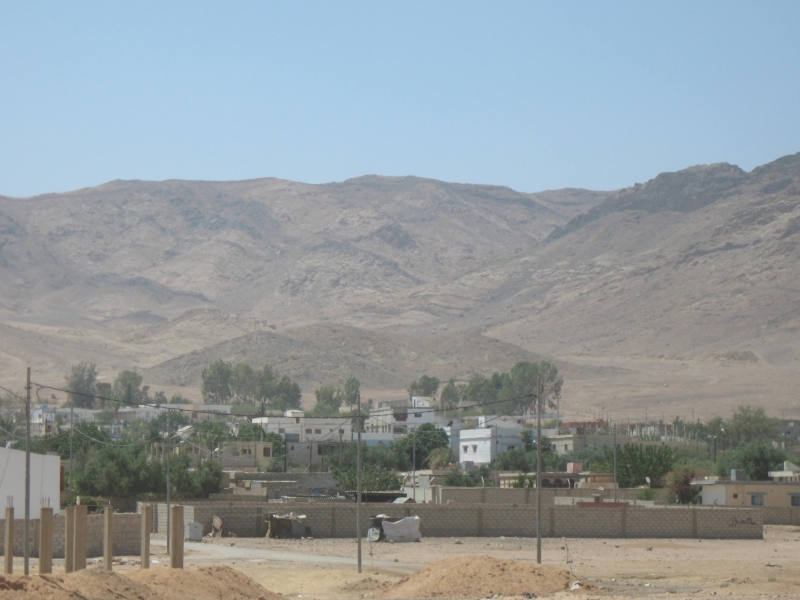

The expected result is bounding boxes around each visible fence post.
[64,506,74,573]
[103,507,114,571]
[141,505,151,568]
[38,507,53,574]
[3,506,12,574]
[73,505,87,571]
[170,505,183,569]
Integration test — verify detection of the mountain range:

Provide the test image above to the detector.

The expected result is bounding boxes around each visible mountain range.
[1,153,798,420]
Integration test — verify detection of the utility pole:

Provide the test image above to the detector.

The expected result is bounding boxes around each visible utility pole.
[613,421,618,503]
[166,409,171,554]
[412,432,416,502]
[356,393,362,573]
[536,378,543,565]
[69,406,74,496]
[24,367,31,575]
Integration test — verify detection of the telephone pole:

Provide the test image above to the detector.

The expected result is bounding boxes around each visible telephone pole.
[536,378,543,565]
[24,367,31,575]
[166,409,171,554]
[356,393,362,573]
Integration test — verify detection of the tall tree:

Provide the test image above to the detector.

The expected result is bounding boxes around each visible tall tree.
[726,406,780,446]
[315,385,344,412]
[605,443,674,488]
[439,379,465,411]
[112,370,149,404]
[201,360,233,404]
[343,375,360,409]
[230,362,256,404]
[408,375,440,399]
[65,363,98,408]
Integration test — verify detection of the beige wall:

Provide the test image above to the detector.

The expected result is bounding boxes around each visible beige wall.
[143,500,763,540]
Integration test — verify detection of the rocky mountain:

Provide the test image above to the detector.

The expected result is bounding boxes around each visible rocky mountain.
[1,154,798,420]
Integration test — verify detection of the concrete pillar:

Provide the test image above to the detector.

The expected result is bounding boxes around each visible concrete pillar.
[140,505,151,569]
[103,507,114,571]
[38,507,53,575]
[169,505,183,569]
[73,505,87,571]
[3,506,13,574]
[64,506,74,573]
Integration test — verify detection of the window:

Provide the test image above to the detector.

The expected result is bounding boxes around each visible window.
[295,417,300,423]
[414,413,422,418]
[305,428,312,434]
[463,445,469,453]
[339,429,344,434]
[278,428,285,433]
[564,444,569,451]
[472,444,478,452]
[507,446,515,451]
[315,429,321,434]
[750,494,765,507]
[791,496,800,507]
[733,493,738,499]
[262,447,271,457]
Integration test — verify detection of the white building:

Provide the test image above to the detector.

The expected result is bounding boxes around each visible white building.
[252,410,352,443]
[366,403,435,435]
[459,426,524,465]
[0,447,61,515]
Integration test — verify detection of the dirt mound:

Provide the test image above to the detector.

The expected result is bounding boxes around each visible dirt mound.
[380,556,572,598]
[0,569,160,600]
[128,565,282,600]
[0,566,279,600]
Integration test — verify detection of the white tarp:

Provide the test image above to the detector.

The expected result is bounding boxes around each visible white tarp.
[381,516,421,542]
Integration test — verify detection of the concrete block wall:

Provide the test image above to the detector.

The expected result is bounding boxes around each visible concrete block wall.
[437,486,669,505]
[147,500,763,540]
[762,507,800,525]
[1,513,141,558]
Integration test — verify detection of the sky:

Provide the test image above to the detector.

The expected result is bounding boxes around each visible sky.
[1,1,799,198]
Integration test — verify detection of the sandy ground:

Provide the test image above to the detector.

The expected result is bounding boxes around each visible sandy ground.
[8,526,799,599]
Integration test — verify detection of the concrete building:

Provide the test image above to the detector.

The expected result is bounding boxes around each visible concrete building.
[459,426,523,465]
[366,402,435,435]
[252,410,352,443]
[769,461,800,482]
[692,478,800,508]
[0,447,61,514]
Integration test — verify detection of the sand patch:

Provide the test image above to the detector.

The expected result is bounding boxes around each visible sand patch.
[380,556,573,598]
[0,566,278,600]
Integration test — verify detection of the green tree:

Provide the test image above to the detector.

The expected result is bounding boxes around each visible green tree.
[343,376,360,409]
[236,422,264,441]
[395,424,449,470]
[607,443,674,488]
[201,360,233,404]
[112,370,149,404]
[271,375,302,411]
[230,363,256,404]
[331,464,401,491]
[726,406,780,446]
[149,410,190,435]
[315,385,344,412]
[197,420,230,452]
[65,363,98,408]
[408,375,440,399]
[668,467,701,504]
[717,440,786,480]
[440,379,465,411]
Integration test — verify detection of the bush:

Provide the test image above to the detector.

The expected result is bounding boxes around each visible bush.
[635,487,657,501]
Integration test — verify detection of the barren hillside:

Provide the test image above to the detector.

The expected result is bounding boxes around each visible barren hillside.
[1,155,798,419]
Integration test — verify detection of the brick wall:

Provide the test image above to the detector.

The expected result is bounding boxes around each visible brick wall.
[0,513,140,558]
[762,506,800,525]
[437,487,661,505]
[143,500,762,540]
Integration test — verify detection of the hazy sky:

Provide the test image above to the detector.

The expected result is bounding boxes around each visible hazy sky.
[2,1,798,198]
